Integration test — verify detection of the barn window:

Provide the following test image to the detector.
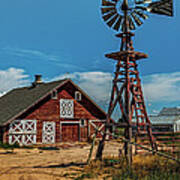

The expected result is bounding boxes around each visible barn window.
[75,91,82,101]
[51,90,57,99]
[80,119,86,127]
[60,99,74,118]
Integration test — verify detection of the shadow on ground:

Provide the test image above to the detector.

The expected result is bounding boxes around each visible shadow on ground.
[33,162,87,169]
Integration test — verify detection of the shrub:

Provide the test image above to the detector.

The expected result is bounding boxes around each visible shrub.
[0,142,33,149]
[0,142,20,149]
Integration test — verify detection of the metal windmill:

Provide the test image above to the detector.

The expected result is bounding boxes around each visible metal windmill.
[95,0,173,164]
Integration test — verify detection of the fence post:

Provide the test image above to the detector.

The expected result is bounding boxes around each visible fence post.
[87,130,98,164]
[172,131,175,153]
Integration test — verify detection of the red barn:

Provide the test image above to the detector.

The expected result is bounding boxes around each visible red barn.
[0,75,107,145]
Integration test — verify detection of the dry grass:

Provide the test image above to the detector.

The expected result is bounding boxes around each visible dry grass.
[75,154,180,180]
[0,141,179,180]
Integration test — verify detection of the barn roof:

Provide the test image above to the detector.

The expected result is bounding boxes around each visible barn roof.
[0,78,108,126]
[158,107,180,116]
[0,79,68,126]
[149,115,178,125]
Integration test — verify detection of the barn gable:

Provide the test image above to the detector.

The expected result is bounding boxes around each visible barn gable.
[0,78,107,144]
[0,79,106,126]
[0,79,67,126]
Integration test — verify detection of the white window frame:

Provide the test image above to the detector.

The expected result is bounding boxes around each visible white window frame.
[51,90,58,99]
[80,119,86,127]
[60,99,74,118]
[75,91,82,101]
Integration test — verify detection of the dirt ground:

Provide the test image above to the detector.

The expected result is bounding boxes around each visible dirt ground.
[0,141,122,180]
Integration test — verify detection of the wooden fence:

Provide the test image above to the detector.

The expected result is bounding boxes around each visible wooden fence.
[136,131,180,154]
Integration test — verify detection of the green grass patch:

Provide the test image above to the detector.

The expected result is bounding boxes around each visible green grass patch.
[0,142,34,149]
[0,142,20,149]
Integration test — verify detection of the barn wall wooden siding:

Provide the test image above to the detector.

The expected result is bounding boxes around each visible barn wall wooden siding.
[3,82,106,144]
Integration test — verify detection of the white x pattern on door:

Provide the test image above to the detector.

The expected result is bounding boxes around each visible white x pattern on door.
[42,122,56,144]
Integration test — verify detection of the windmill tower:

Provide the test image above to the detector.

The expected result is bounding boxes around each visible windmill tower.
[96,0,173,165]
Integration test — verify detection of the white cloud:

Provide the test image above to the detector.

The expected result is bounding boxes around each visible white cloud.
[0,69,179,109]
[52,71,113,105]
[2,47,60,62]
[53,71,180,106]
[0,67,30,96]
[1,47,85,71]
[143,72,180,102]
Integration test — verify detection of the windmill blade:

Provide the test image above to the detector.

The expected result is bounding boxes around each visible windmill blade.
[113,15,123,31]
[131,12,143,26]
[103,11,117,21]
[128,16,136,30]
[107,14,119,28]
[135,0,152,4]
[147,0,173,16]
[134,9,149,20]
[102,0,116,7]
[135,5,148,11]
[101,7,116,14]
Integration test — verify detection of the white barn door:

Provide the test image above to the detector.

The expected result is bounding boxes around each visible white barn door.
[9,120,37,145]
[42,122,56,144]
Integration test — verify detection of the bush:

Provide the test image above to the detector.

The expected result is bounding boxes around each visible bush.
[0,142,20,149]
[0,142,33,149]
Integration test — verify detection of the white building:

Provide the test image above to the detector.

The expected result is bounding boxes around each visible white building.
[150,107,180,132]
[174,119,180,132]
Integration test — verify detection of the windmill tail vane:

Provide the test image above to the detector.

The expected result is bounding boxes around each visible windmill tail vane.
[95,0,174,164]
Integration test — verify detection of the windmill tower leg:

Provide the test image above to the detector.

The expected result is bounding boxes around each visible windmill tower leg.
[96,31,157,164]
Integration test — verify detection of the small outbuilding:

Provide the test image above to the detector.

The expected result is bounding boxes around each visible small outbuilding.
[0,75,107,145]
[150,107,180,132]
[173,119,180,132]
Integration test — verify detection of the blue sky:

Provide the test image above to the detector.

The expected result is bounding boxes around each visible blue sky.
[0,0,179,117]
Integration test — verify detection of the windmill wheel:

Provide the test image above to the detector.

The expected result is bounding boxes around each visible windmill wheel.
[101,0,173,32]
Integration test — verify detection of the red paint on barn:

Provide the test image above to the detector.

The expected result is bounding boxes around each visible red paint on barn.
[0,79,107,145]
[61,124,79,142]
